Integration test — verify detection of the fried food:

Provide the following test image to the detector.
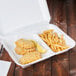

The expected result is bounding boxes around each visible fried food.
[15,39,35,49]
[15,47,36,55]
[39,29,69,52]
[19,51,41,64]
[15,47,26,55]
[15,39,47,64]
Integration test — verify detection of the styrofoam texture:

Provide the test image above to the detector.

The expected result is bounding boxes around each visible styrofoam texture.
[0,0,75,68]
[1,23,75,68]
[2,32,55,68]
[36,24,76,55]
[0,0,50,36]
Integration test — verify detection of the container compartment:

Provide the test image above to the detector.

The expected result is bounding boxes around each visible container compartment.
[36,24,75,55]
[1,23,75,68]
[2,30,55,68]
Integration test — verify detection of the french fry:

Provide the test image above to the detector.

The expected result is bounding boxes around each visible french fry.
[39,29,69,52]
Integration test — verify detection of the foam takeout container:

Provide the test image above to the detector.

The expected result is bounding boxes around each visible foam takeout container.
[0,0,75,68]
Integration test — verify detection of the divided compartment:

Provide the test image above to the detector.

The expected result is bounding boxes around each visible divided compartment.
[1,23,75,68]
[2,32,54,68]
[0,0,75,68]
[36,24,76,55]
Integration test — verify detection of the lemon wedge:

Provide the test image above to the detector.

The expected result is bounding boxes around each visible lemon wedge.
[36,43,46,53]
[30,40,46,53]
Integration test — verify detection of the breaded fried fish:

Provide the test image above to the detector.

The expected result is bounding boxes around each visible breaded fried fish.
[15,39,35,49]
[15,46,36,55]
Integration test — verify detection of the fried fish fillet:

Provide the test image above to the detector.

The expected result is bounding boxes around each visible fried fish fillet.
[15,39,36,49]
[15,47,36,55]
[19,51,41,64]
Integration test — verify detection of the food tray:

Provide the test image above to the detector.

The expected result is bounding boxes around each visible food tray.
[0,0,75,68]
[1,23,75,68]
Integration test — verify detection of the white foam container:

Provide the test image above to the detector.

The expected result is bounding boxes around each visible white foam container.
[0,0,75,68]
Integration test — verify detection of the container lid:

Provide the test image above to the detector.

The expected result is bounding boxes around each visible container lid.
[0,0,51,36]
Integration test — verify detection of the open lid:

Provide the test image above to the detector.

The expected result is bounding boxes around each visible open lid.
[0,0,51,36]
